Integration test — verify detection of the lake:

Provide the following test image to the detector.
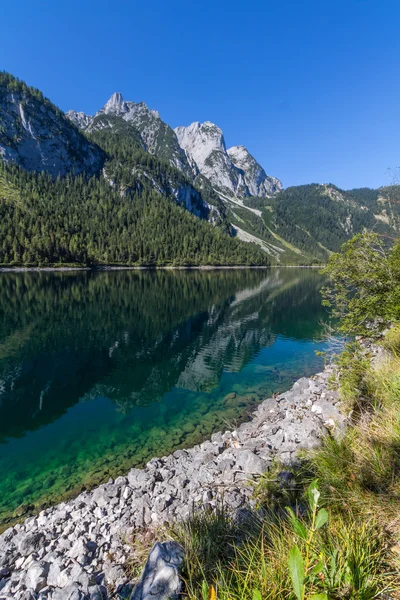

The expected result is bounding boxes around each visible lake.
[0,268,331,528]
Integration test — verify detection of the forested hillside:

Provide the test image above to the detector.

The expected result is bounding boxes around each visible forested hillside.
[230,183,400,263]
[0,162,267,266]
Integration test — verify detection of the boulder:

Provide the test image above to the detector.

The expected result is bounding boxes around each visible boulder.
[18,532,46,556]
[25,560,49,593]
[131,541,184,600]
[52,582,87,600]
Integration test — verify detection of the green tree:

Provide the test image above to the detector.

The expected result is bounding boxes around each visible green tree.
[321,232,400,335]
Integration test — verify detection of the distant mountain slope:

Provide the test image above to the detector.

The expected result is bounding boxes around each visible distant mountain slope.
[0,73,104,177]
[231,184,400,263]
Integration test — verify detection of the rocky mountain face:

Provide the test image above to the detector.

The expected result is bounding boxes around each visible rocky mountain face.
[0,74,103,178]
[227,145,282,198]
[175,121,239,193]
[175,122,282,200]
[65,110,93,130]
[66,97,281,203]
[70,92,192,176]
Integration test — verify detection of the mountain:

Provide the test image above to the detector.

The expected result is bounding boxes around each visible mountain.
[2,72,398,268]
[227,145,281,198]
[0,73,268,267]
[65,93,284,254]
[67,98,281,202]
[230,183,400,264]
[67,92,192,176]
[174,121,282,200]
[0,73,103,177]
[61,86,400,265]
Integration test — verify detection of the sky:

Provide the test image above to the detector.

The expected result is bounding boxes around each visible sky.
[2,0,400,189]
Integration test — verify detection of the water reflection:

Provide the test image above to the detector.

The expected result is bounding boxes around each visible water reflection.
[0,268,329,524]
[0,269,326,437]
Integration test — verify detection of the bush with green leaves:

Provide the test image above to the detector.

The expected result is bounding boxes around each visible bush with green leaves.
[321,232,400,336]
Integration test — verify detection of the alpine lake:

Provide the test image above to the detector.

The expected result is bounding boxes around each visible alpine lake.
[0,268,332,529]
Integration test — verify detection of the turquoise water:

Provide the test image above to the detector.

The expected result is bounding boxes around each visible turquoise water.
[0,268,330,527]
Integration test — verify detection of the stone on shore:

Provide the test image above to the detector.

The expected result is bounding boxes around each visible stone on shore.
[130,542,184,600]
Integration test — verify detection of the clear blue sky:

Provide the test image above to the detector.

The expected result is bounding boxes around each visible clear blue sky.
[2,0,400,189]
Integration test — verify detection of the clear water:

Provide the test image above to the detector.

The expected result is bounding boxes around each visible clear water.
[0,268,330,528]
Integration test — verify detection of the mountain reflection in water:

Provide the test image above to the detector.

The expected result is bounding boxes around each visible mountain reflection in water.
[0,268,330,525]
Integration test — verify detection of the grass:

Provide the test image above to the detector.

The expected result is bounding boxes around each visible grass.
[166,499,396,599]
[310,345,400,529]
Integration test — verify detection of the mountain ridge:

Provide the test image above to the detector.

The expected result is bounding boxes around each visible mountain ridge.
[1,72,399,267]
[64,93,282,204]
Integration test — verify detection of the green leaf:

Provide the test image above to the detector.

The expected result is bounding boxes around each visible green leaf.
[288,545,304,600]
[252,589,262,600]
[310,594,328,600]
[315,508,329,530]
[308,480,320,509]
[201,581,209,600]
[286,507,307,540]
[310,560,324,575]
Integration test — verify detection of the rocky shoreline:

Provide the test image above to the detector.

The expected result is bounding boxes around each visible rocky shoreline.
[0,365,345,600]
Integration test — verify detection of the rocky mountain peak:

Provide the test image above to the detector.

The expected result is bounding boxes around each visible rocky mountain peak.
[175,121,226,156]
[101,92,129,116]
[66,110,93,130]
[174,121,280,198]
[227,146,282,197]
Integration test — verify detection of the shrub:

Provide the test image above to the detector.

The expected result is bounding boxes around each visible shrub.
[321,233,400,336]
